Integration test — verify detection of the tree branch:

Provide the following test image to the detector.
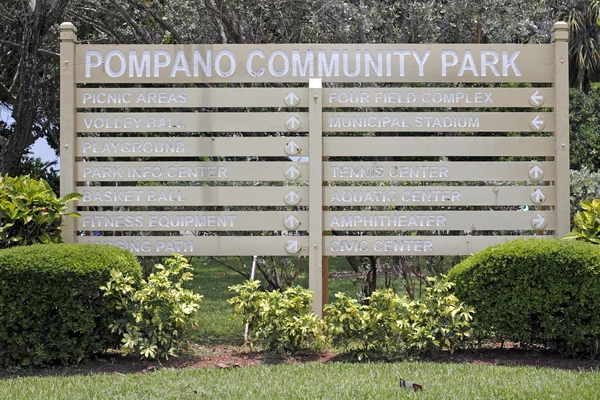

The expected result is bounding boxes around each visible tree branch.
[127,0,185,44]
[108,0,153,44]
[0,40,59,57]
[0,4,18,26]
[65,9,127,43]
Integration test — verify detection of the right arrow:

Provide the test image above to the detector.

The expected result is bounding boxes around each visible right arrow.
[531,213,547,229]
[530,115,545,131]
[285,140,301,155]
[285,239,300,254]
[530,188,546,203]
[529,90,544,106]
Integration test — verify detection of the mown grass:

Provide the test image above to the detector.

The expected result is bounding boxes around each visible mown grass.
[1,361,599,399]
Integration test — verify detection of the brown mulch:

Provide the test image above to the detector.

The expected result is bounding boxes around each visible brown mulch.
[1,343,598,379]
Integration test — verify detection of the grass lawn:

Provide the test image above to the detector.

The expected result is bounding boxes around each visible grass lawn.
[1,255,599,399]
[1,361,599,399]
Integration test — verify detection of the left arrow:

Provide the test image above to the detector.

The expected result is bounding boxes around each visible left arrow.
[530,115,545,131]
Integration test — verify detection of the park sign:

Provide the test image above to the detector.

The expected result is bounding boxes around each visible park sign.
[60,22,569,314]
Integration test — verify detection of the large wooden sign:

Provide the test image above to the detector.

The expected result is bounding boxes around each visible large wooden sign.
[60,22,570,315]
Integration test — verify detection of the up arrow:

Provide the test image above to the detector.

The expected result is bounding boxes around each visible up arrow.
[529,90,544,106]
[529,164,544,180]
[530,115,545,131]
[283,214,300,229]
[284,92,300,106]
[285,140,301,155]
[284,190,301,205]
[285,239,301,254]
[285,114,301,131]
[530,188,546,203]
[531,213,547,229]
[285,164,300,180]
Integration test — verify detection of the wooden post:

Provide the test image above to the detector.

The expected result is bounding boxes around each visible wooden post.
[552,22,570,237]
[309,78,323,316]
[60,22,77,243]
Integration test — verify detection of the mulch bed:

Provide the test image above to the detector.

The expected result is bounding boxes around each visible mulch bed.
[1,343,598,379]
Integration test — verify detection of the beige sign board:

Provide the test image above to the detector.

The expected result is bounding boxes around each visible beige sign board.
[76,44,553,83]
[76,87,554,108]
[76,136,555,158]
[78,210,554,232]
[75,235,310,256]
[76,161,308,182]
[323,236,541,256]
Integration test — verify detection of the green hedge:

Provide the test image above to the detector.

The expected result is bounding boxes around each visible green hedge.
[448,239,600,356]
[0,244,142,366]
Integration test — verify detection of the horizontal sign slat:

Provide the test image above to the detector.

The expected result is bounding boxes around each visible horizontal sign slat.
[75,161,555,182]
[323,112,554,132]
[77,112,309,133]
[76,87,554,109]
[76,44,553,83]
[77,210,554,231]
[326,211,555,231]
[78,211,309,231]
[76,161,308,182]
[76,185,555,206]
[323,235,549,256]
[323,186,555,206]
[324,162,555,182]
[76,112,553,133]
[75,235,310,256]
[74,235,549,256]
[76,136,555,157]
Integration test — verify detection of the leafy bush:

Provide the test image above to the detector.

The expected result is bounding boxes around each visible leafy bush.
[448,239,600,356]
[0,244,142,367]
[565,199,600,244]
[101,254,203,360]
[0,174,81,249]
[228,280,326,354]
[570,167,600,225]
[570,88,600,171]
[325,278,474,359]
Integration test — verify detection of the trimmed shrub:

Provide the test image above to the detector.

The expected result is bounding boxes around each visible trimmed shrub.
[228,280,326,354]
[0,243,142,367]
[448,239,600,356]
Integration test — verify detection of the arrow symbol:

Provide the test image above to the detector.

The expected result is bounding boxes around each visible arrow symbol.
[531,188,546,203]
[529,165,544,180]
[529,90,544,106]
[284,190,301,205]
[284,92,300,106]
[531,213,547,229]
[283,214,300,229]
[285,140,301,155]
[285,164,300,180]
[285,240,300,254]
[530,115,545,131]
[286,114,301,131]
